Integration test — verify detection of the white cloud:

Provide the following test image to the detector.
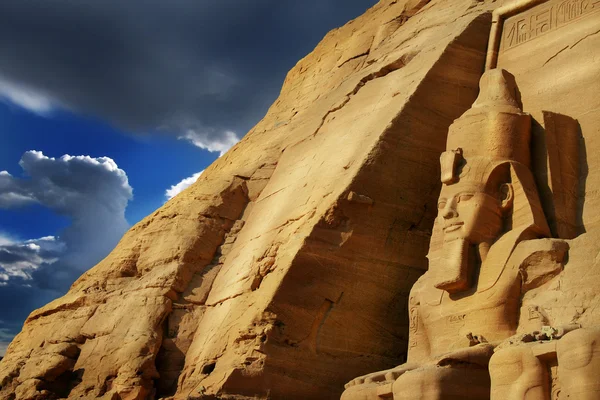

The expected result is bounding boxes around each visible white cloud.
[165,170,204,200]
[180,129,239,156]
[0,78,57,116]
[0,171,36,208]
[0,151,133,289]
[2,150,133,215]
[0,236,64,281]
[170,130,237,200]
[0,232,16,247]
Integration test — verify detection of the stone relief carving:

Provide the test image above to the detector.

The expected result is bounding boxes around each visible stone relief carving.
[485,0,600,69]
[341,68,592,399]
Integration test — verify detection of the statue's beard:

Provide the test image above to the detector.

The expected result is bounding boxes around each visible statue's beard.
[434,238,471,293]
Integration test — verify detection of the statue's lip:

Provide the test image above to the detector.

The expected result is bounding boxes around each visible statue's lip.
[443,222,463,232]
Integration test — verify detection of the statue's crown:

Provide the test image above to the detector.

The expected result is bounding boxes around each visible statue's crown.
[441,69,531,184]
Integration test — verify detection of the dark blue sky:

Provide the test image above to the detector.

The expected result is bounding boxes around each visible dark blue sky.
[0,107,213,227]
[0,0,377,355]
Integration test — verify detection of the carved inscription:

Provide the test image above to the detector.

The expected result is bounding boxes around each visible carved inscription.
[447,314,466,323]
[408,294,419,348]
[501,0,600,51]
[408,305,418,348]
[528,306,541,320]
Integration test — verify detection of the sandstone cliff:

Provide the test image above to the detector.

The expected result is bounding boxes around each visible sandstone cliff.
[5,0,599,398]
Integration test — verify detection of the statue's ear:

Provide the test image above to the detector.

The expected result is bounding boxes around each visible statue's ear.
[499,183,513,211]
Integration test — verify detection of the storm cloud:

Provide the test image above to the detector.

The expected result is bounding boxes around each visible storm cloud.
[0,0,376,150]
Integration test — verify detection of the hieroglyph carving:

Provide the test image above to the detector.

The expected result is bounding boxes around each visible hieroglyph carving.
[501,0,600,51]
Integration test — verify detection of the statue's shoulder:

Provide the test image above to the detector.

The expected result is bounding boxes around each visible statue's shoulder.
[509,238,569,292]
[411,271,435,296]
[410,271,444,306]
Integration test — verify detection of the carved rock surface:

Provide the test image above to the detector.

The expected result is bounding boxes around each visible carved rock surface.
[0,1,547,399]
[342,0,600,398]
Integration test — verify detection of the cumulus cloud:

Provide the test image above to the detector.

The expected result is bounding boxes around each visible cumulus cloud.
[0,171,36,208]
[165,171,205,200]
[0,150,132,291]
[0,0,376,152]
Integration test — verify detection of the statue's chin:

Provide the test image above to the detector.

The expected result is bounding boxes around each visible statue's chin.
[442,226,469,243]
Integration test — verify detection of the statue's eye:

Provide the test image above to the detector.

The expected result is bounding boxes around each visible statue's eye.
[438,200,447,209]
[458,194,473,202]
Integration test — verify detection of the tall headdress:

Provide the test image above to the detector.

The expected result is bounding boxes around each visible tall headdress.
[441,69,532,187]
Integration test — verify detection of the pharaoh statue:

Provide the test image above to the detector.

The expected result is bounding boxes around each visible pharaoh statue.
[341,69,600,399]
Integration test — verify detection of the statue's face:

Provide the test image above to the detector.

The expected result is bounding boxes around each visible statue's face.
[437,181,503,244]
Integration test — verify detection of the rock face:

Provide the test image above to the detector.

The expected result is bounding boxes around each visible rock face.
[1,0,599,399]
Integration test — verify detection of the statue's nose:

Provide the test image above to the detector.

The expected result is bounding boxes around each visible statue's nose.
[442,199,458,219]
